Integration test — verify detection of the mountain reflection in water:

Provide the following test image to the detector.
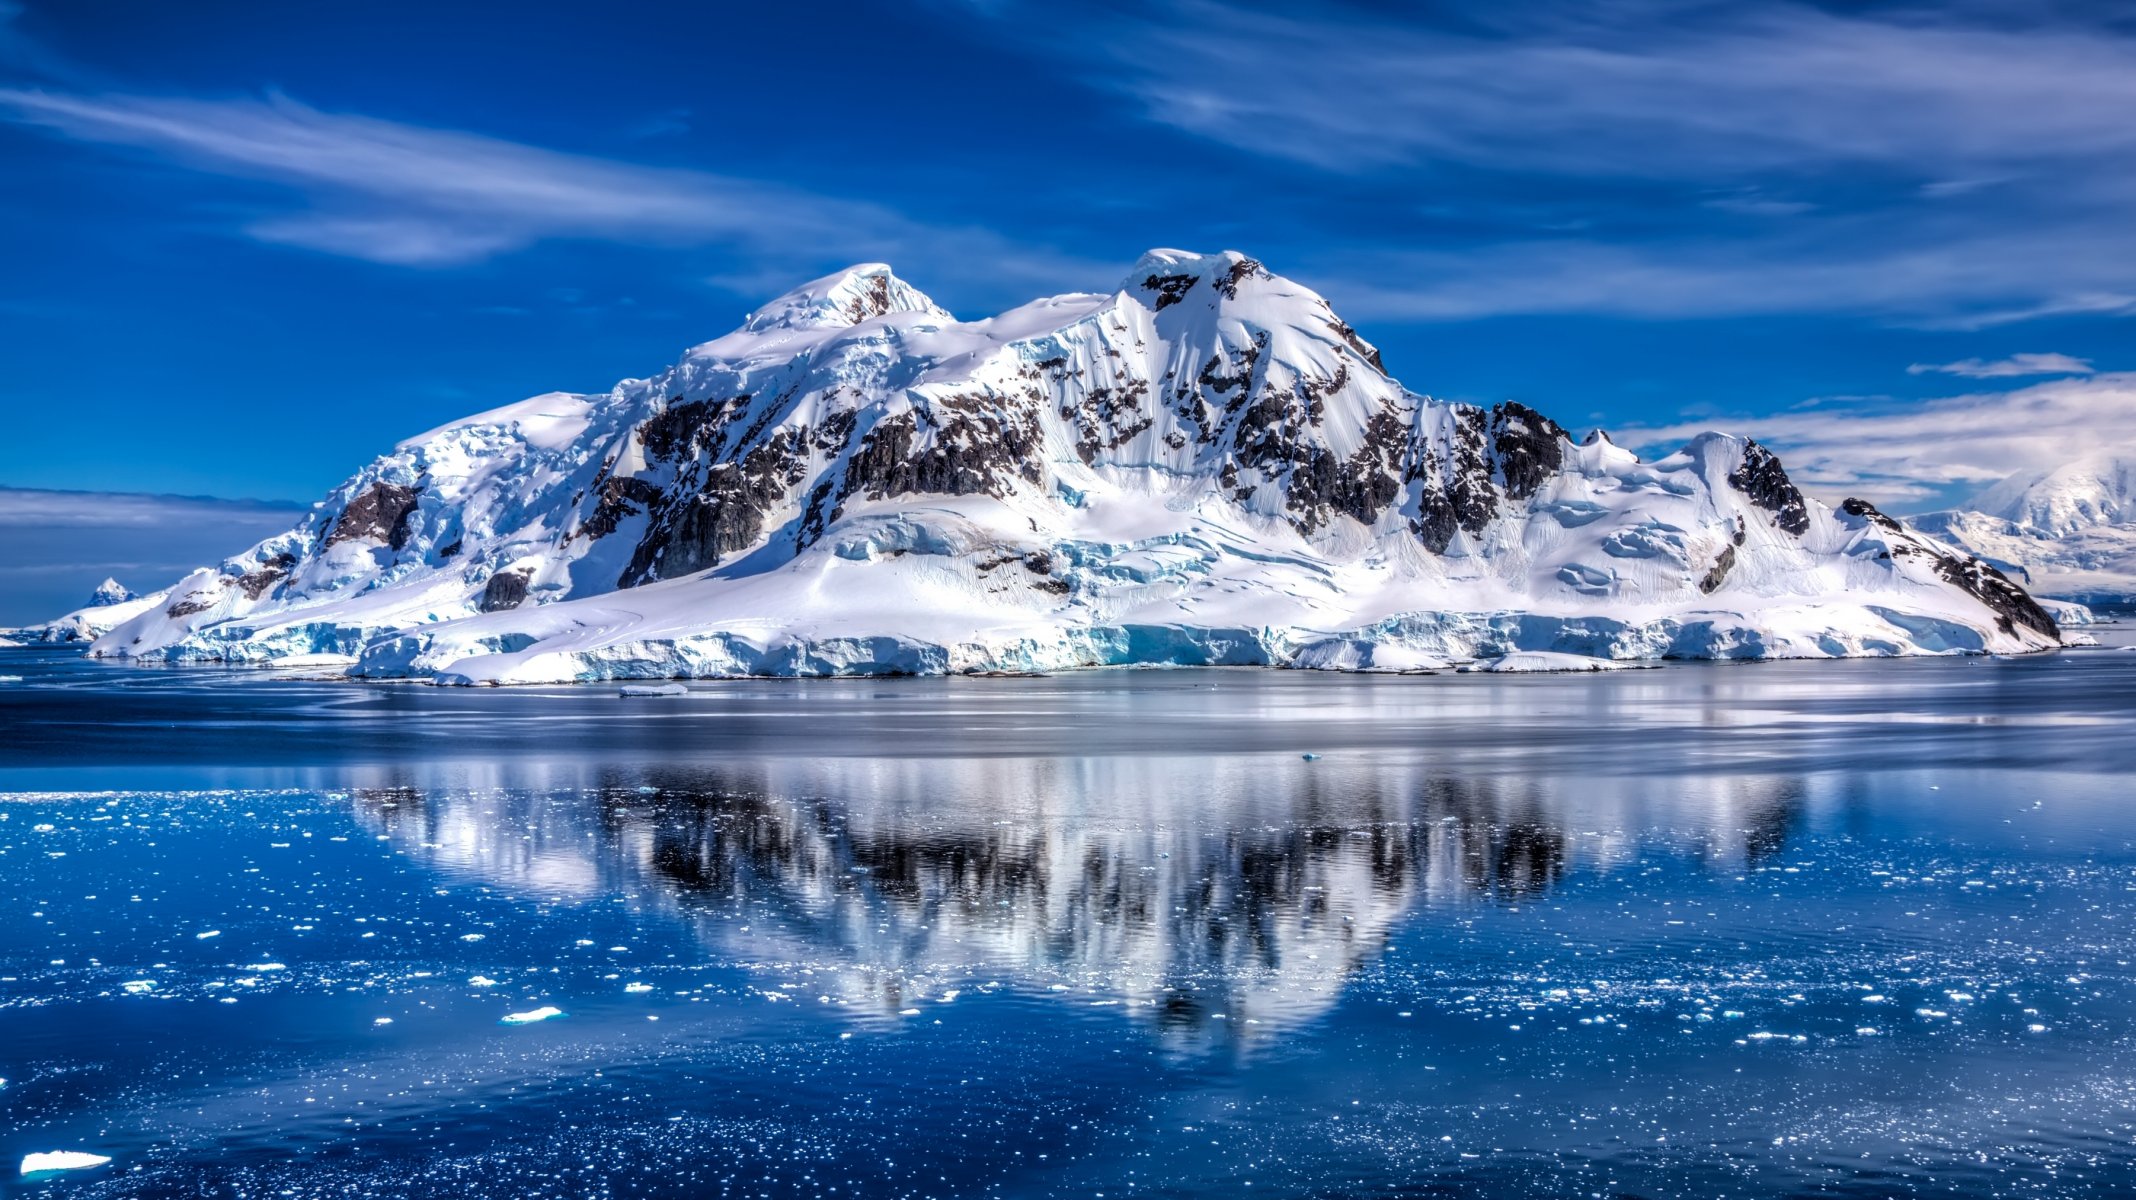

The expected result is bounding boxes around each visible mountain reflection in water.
[344,757,1800,1048]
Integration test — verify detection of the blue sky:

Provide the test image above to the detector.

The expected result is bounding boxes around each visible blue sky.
[2,0,2133,532]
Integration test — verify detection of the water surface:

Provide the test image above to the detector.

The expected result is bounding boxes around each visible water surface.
[4,637,2135,1198]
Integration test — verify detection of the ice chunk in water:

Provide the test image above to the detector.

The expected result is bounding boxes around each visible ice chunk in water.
[500,1006,565,1025]
[619,684,687,698]
[21,1151,112,1175]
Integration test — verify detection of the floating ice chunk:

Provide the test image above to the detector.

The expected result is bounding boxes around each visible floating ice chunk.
[121,980,154,994]
[373,1017,394,1026]
[619,684,687,698]
[1300,753,1322,761]
[195,930,221,939]
[244,962,286,972]
[624,982,654,994]
[21,1151,111,1175]
[469,976,499,988]
[459,933,486,942]
[500,1006,565,1025]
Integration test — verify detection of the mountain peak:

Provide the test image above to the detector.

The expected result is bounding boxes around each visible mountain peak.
[1120,249,1273,307]
[739,263,952,334]
[86,577,133,607]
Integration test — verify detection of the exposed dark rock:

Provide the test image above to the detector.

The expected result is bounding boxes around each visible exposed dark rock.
[328,483,422,550]
[623,428,810,585]
[166,585,222,618]
[1213,257,1266,300]
[1142,273,1198,311]
[478,569,531,613]
[235,552,299,600]
[1728,441,1811,536]
[1838,497,1906,534]
[842,403,1045,505]
[1489,402,1568,501]
[1932,553,2060,641]
[582,475,665,541]
[1699,544,1736,594]
[842,274,897,324]
[1326,319,1386,374]
[1409,406,1498,553]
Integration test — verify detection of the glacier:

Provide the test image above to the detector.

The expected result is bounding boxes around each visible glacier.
[80,250,2063,683]
[1917,454,2136,605]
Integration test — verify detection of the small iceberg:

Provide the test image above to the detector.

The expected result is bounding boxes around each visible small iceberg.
[500,1005,565,1025]
[1300,752,1322,761]
[21,1151,112,1176]
[618,683,688,698]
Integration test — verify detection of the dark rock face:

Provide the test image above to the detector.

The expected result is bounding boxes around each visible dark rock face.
[1839,497,1905,534]
[1142,274,1198,311]
[1408,406,1497,554]
[842,274,899,324]
[841,403,1046,504]
[1489,402,1569,501]
[328,483,423,550]
[1212,257,1267,299]
[235,552,298,600]
[1727,442,1811,536]
[625,428,811,585]
[582,475,665,541]
[1327,319,1386,374]
[1842,499,2057,641]
[478,569,531,613]
[1699,544,1736,594]
[1931,554,2060,641]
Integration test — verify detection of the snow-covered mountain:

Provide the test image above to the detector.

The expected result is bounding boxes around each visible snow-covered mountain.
[86,250,2062,682]
[6,576,168,644]
[1917,455,2136,603]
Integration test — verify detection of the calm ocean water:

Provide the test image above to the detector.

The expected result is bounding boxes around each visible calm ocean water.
[3,631,2134,1198]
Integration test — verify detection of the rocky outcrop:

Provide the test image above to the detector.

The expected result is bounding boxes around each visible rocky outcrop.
[327,483,422,549]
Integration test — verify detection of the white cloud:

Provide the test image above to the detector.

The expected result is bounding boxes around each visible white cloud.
[1614,374,2136,509]
[0,487,307,624]
[1906,353,2093,379]
[985,0,2136,326]
[1065,2,2136,179]
[0,86,1102,292]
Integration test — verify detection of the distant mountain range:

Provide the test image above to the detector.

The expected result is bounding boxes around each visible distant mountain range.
[1915,456,2136,605]
[31,250,2067,681]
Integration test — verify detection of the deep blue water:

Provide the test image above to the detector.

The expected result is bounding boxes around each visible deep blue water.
[3,633,2136,1198]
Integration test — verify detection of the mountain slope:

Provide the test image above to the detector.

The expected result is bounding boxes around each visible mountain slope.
[1917,455,2136,603]
[89,251,2060,681]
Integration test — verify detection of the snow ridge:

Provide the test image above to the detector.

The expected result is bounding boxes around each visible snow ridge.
[83,250,2062,682]
[1918,454,2136,603]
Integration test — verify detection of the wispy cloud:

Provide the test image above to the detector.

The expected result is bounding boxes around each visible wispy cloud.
[981,0,2136,326]
[0,487,307,625]
[1614,374,2136,509]
[1907,353,2093,379]
[0,86,1100,294]
[1055,1,2136,178]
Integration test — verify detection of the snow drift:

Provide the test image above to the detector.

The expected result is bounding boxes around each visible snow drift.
[85,251,2061,682]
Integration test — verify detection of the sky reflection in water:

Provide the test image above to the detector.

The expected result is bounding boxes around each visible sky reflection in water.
[2,642,2135,1198]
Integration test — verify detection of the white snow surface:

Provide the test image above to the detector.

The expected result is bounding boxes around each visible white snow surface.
[84,251,2064,682]
[1919,455,2136,602]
